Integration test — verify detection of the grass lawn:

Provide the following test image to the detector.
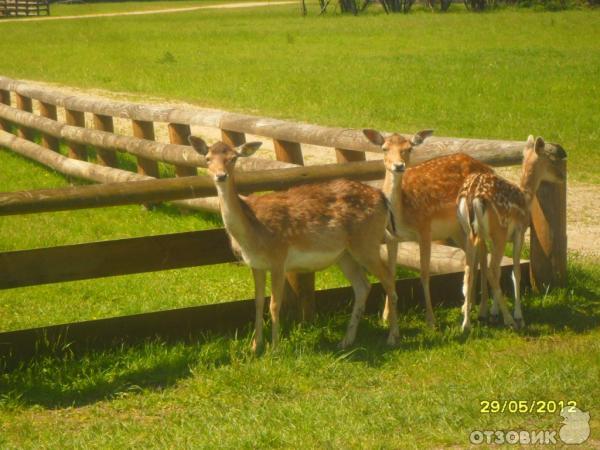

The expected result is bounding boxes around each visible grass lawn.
[0,4,599,448]
[0,5,598,182]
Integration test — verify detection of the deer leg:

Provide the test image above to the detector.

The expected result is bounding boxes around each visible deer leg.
[251,268,266,353]
[461,238,478,332]
[488,235,516,329]
[269,268,285,348]
[512,230,525,329]
[419,231,436,328]
[337,252,371,349]
[382,238,398,324]
[477,240,490,322]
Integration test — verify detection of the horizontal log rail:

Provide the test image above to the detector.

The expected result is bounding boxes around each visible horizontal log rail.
[0,137,386,215]
[0,75,530,160]
[0,262,530,368]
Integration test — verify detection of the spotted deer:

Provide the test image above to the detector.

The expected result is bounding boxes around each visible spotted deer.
[188,136,401,351]
[457,136,567,331]
[363,129,494,328]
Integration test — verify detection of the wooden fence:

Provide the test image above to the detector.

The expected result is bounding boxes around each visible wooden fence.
[0,0,49,17]
[0,76,566,366]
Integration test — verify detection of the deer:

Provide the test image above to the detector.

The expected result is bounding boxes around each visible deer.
[457,136,567,331]
[362,129,494,328]
[187,135,401,352]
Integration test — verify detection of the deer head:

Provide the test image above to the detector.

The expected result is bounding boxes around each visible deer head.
[188,136,262,183]
[363,129,434,173]
[522,135,567,186]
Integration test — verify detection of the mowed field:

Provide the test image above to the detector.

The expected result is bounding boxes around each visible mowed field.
[0,3,599,448]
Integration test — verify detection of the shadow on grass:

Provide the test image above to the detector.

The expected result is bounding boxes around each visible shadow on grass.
[2,261,598,410]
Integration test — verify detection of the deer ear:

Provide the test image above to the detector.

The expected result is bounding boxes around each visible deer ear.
[188,135,208,155]
[526,135,535,149]
[411,129,434,146]
[534,137,545,155]
[237,141,262,157]
[363,129,385,146]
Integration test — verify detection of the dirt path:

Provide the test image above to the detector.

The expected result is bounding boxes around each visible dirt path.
[18,80,600,260]
[0,1,294,24]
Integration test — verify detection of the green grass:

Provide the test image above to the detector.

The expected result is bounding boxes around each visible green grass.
[0,6,598,182]
[0,5,599,448]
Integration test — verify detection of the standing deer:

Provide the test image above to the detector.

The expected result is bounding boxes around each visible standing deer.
[188,136,401,351]
[457,136,567,331]
[363,129,494,328]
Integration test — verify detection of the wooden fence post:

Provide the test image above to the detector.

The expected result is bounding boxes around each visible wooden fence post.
[530,162,568,291]
[92,114,118,168]
[273,138,316,322]
[64,109,87,160]
[221,129,246,148]
[335,147,366,164]
[0,89,11,132]
[131,120,159,177]
[15,93,34,141]
[168,123,197,177]
[38,101,59,152]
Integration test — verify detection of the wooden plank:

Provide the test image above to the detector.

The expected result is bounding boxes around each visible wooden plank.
[0,229,235,290]
[272,139,314,321]
[131,120,159,178]
[221,129,245,147]
[38,101,59,152]
[92,113,118,168]
[0,89,10,131]
[14,93,34,140]
[168,123,197,177]
[530,163,568,290]
[0,263,529,369]
[335,147,366,163]
[64,108,87,160]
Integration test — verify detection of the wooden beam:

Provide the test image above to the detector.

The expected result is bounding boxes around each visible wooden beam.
[65,108,87,160]
[92,113,118,168]
[530,163,568,290]
[14,93,34,141]
[272,139,315,321]
[0,262,529,369]
[0,229,235,289]
[168,123,197,177]
[38,101,59,152]
[0,89,11,132]
[131,119,159,178]
[335,147,366,164]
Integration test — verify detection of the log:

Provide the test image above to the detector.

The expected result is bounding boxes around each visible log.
[0,104,292,172]
[65,108,87,160]
[38,101,59,152]
[380,242,514,275]
[168,123,197,177]
[92,113,118,167]
[335,147,366,164]
[0,89,11,131]
[273,139,304,165]
[0,131,385,215]
[131,119,159,178]
[0,76,531,165]
[530,162,568,290]
[14,93,34,141]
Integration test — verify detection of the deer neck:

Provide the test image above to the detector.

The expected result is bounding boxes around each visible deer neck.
[214,173,254,243]
[382,169,404,226]
[519,162,541,211]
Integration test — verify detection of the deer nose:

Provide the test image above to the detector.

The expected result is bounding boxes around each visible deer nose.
[392,163,405,173]
[215,173,228,182]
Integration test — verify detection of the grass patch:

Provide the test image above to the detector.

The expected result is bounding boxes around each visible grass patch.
[0,6,598,182]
